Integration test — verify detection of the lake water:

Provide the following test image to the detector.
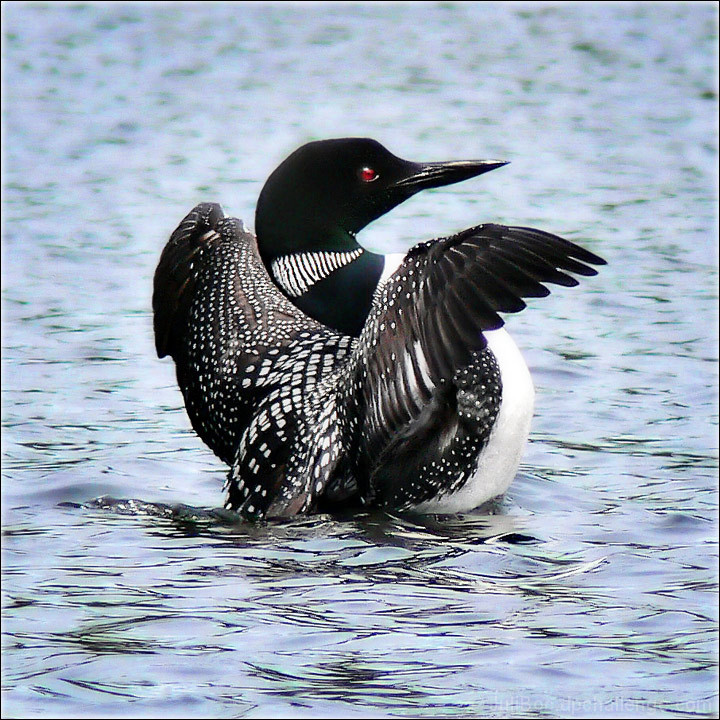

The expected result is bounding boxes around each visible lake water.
[2,2,718,717]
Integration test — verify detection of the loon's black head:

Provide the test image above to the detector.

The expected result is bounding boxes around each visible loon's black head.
[256,137,507,336]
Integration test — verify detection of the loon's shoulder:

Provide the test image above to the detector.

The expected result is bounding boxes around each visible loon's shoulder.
[153,203,334,359]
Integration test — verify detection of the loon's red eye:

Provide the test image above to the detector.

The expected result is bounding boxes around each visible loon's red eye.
[359,166,379,183]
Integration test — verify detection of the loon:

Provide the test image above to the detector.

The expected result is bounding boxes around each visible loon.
[153,138,605,519]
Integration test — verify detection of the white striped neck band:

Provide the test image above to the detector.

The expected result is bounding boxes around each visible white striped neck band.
[270,248,364,297]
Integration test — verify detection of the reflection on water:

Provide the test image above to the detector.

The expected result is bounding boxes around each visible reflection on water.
[2,1,718,718]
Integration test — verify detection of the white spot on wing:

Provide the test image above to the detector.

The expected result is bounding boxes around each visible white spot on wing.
[412,339,434,391]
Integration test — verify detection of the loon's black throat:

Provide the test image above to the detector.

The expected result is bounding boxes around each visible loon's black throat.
[269,248,384,337]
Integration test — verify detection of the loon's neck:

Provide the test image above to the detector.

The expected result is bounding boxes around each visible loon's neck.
[291,250,384,336]
[258,226,385,337]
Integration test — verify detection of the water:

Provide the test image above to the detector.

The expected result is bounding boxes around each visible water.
[2,2,718,717]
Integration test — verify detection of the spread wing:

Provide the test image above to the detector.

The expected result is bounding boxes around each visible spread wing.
[152,203,319,461]
[346,223,606,488]
[152,203,354,516]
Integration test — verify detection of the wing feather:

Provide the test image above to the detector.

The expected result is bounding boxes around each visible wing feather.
[152,202,225,359]
[347,223,606,483]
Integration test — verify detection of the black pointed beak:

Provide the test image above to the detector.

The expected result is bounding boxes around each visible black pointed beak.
[392,159,509,193]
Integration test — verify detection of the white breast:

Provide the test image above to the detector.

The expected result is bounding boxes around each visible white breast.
[413,327,535,514]
[378,252,406,287]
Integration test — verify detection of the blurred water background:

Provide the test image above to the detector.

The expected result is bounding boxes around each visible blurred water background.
[2,1,718,717]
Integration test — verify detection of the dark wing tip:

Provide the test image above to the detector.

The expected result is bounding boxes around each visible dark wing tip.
[412,222,606,379]
[153,203,226,358]
[508,225,607,267]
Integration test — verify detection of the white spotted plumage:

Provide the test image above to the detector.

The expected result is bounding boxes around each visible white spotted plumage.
[155,198,604,519]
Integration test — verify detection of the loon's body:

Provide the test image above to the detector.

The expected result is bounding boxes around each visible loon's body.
[153,138,605,519]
